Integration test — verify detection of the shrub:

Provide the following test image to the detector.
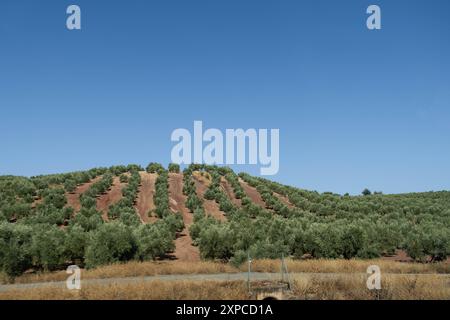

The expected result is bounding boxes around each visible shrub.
[0,223,33,279]
[154,170,171,218]
[133,223,175,261]
[340,225,365,259]
[119,174,129,183]
[31,225,67,271]
[405,232,426,262]
[198,224,234,260]
[85,222,137,269]
[424,228,449,262]
[146,163,165,174]
[70,208,104,232]
[42,188,67,209]
[64,224,88,263]
[168,163,180,173]
[162,212,184,236]
[64,179,77,193]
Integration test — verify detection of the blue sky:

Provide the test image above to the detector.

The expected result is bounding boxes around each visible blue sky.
[0,0,449,195]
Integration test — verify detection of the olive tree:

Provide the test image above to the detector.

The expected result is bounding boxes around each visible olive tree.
[85,222,137,268]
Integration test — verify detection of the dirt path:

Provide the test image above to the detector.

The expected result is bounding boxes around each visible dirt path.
[192,174,226,222]
[97,177,127,221]
[135,172,157,223]
[221,177,242,208]
[168,173,200,262]
[66,176,102,212]
[239,179,267,208]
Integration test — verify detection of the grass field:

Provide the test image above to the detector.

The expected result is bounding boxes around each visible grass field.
[1,273,448,300]
[3,258,448,285]
[1,258,448,300]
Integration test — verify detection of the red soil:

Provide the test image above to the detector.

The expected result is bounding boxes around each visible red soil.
[168,173,200,262]
[239,178,267,208]
[135,172,157,223]
[66,176,102,212]
[192,173,226,222]
[220,177,242,208]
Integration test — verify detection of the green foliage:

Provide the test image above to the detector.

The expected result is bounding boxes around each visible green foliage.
[31,225,67,271]
[197,223,234,260]
[168,163,180,173]
[133,222,175,261]
[183,167,204,213]
[40,188,67,209]
[64,224,88,263]
[191,171,450,263]
[154,170,171,218]
[1,203,32,221]
[64,179,77,193]
[224,172,245,199]
[0,223,33,279]
[340,225,365,259]
[70,208,104,232]
[85,222,138,269]
[2,165,450,278]
[118,209,141,227]
[203,168,237,216]
[146,162,165,174]
[24,206,73,226]
[107,171,141,223]
[80,173,114,209]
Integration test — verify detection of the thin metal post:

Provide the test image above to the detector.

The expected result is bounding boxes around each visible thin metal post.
[247,252,251,293]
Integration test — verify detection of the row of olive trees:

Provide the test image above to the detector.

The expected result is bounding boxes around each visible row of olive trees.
[0,163,187,280]
[203,169,236,215]
[107,171,142,226]
[186,167,449,264]
[183,167,204,213]
[79,173,114,209]
[246,174,450,262]
[239,173,291,217]
[0,215,185,279]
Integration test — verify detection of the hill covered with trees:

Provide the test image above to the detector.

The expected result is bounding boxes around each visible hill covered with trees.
[0,164,448,280]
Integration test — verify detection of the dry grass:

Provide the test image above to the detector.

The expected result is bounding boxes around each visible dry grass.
[1,274,448,300]
[291,274,450,300]
[242,258,450,274]
[0,281,248,300]
[4,258,449,286]
[9,261,238,285]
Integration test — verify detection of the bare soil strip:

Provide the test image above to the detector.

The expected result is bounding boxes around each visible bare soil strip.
[239,178,267,208]
[66,176,102,212]
[97,176,127,221]
[274,192,295,209]
[168,173,200,262]
[192,175,227,222]
[135,172,157,223]
[220,177,242,208]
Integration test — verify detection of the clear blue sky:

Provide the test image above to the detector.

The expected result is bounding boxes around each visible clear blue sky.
[1,0,449,195]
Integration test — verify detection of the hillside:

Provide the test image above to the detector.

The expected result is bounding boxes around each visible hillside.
[0,163,449,279]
